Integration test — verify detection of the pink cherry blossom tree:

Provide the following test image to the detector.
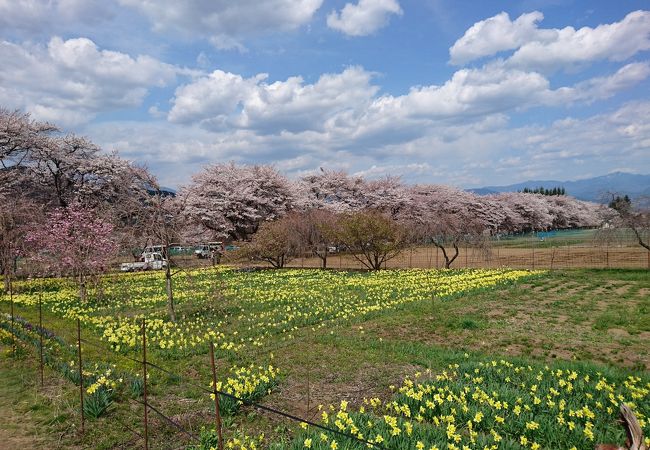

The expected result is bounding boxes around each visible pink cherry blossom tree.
[26,203,117,303]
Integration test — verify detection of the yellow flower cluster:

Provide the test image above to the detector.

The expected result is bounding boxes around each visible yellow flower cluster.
[86,367,119,395]
[301,358,649,449]
[209,364,279,404]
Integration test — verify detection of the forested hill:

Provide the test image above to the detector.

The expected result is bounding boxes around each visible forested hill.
[470,172,650,203]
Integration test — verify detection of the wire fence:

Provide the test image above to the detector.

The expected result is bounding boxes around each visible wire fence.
[286,244,650,270]
[1,295,388,450]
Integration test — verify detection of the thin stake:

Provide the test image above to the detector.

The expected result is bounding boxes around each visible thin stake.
[307,326,311,414]
[10,280,15,356]
[142,319,149,450]
[532,239,536,270]
[39,293,44,387]
[77,318,85,434]
[209,342,224,450]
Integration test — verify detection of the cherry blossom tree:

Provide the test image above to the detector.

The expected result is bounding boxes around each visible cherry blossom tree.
[363,175,411,218]
[294,168,367,212]
[2,108,152,212]
[399,185,493,268]
[26,204,117,303]
[183,162,294,240]
[0,194,40,292]
[491,192,554,233]
[0,108,57,169]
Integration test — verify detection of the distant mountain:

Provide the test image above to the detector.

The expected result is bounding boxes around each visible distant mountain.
[471,172,650,203]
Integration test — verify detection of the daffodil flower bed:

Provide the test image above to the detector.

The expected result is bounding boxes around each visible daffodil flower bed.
[3,267,539,359]
[189,428,266,450]
[210,364,280,415]
[2,267,540,432]
[290,358,650,450]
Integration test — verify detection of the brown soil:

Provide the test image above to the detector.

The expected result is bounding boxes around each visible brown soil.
[285,245,649,270]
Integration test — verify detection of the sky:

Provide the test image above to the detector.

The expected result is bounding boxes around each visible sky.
[1,0,649,189]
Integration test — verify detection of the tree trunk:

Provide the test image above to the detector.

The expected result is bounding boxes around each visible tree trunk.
[165,265,176,322]
[319,249,328,269]
[437,243,459,269]
[631,227,650,251]
[79,276,87,304]
[3,273,9,294]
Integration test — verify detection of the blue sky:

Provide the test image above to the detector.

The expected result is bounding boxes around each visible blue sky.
[1,0,649,188]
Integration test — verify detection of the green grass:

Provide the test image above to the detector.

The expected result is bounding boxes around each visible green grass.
[0,268,648,449]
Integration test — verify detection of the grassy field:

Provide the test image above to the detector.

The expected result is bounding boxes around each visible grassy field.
[1,267,649,449]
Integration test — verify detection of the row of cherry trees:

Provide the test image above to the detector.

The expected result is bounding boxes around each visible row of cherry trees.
[2,108,645,316]
[181,164,607,240]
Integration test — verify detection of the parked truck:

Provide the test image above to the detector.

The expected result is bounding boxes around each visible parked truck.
[194,242,224,259]
[120,252,167,272]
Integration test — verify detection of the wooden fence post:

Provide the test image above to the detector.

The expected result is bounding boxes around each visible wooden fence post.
[39,293,44,387]
[142,319,149,450]
[77,318,85,434]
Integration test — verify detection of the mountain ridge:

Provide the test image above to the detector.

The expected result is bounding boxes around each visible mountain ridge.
[469,172,650,203]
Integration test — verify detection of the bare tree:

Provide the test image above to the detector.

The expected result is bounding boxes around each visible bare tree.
[241,217,300,268]
[609,194,650,252]
[331,210,406,270]
[143,189,197,322]
[286,209,337,268]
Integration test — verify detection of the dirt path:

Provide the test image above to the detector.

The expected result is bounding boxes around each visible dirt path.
[0,349,73,450]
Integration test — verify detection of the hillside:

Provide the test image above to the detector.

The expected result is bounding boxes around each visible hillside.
[471,172,650,203]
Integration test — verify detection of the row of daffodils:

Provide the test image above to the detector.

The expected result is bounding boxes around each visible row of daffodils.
[5,267,536,358]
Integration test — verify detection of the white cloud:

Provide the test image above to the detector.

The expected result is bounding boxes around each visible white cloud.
[509,10,650,71]
[169,66,379,133]
[0,37,179,126]
[542,62,650,105]
[327,0,402,36]
[450,10,650,72]
[86,100,650,187]
[449,11,555,65]
[165,59,649,159]
[119,0,323,47]
[0,0,114,34]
